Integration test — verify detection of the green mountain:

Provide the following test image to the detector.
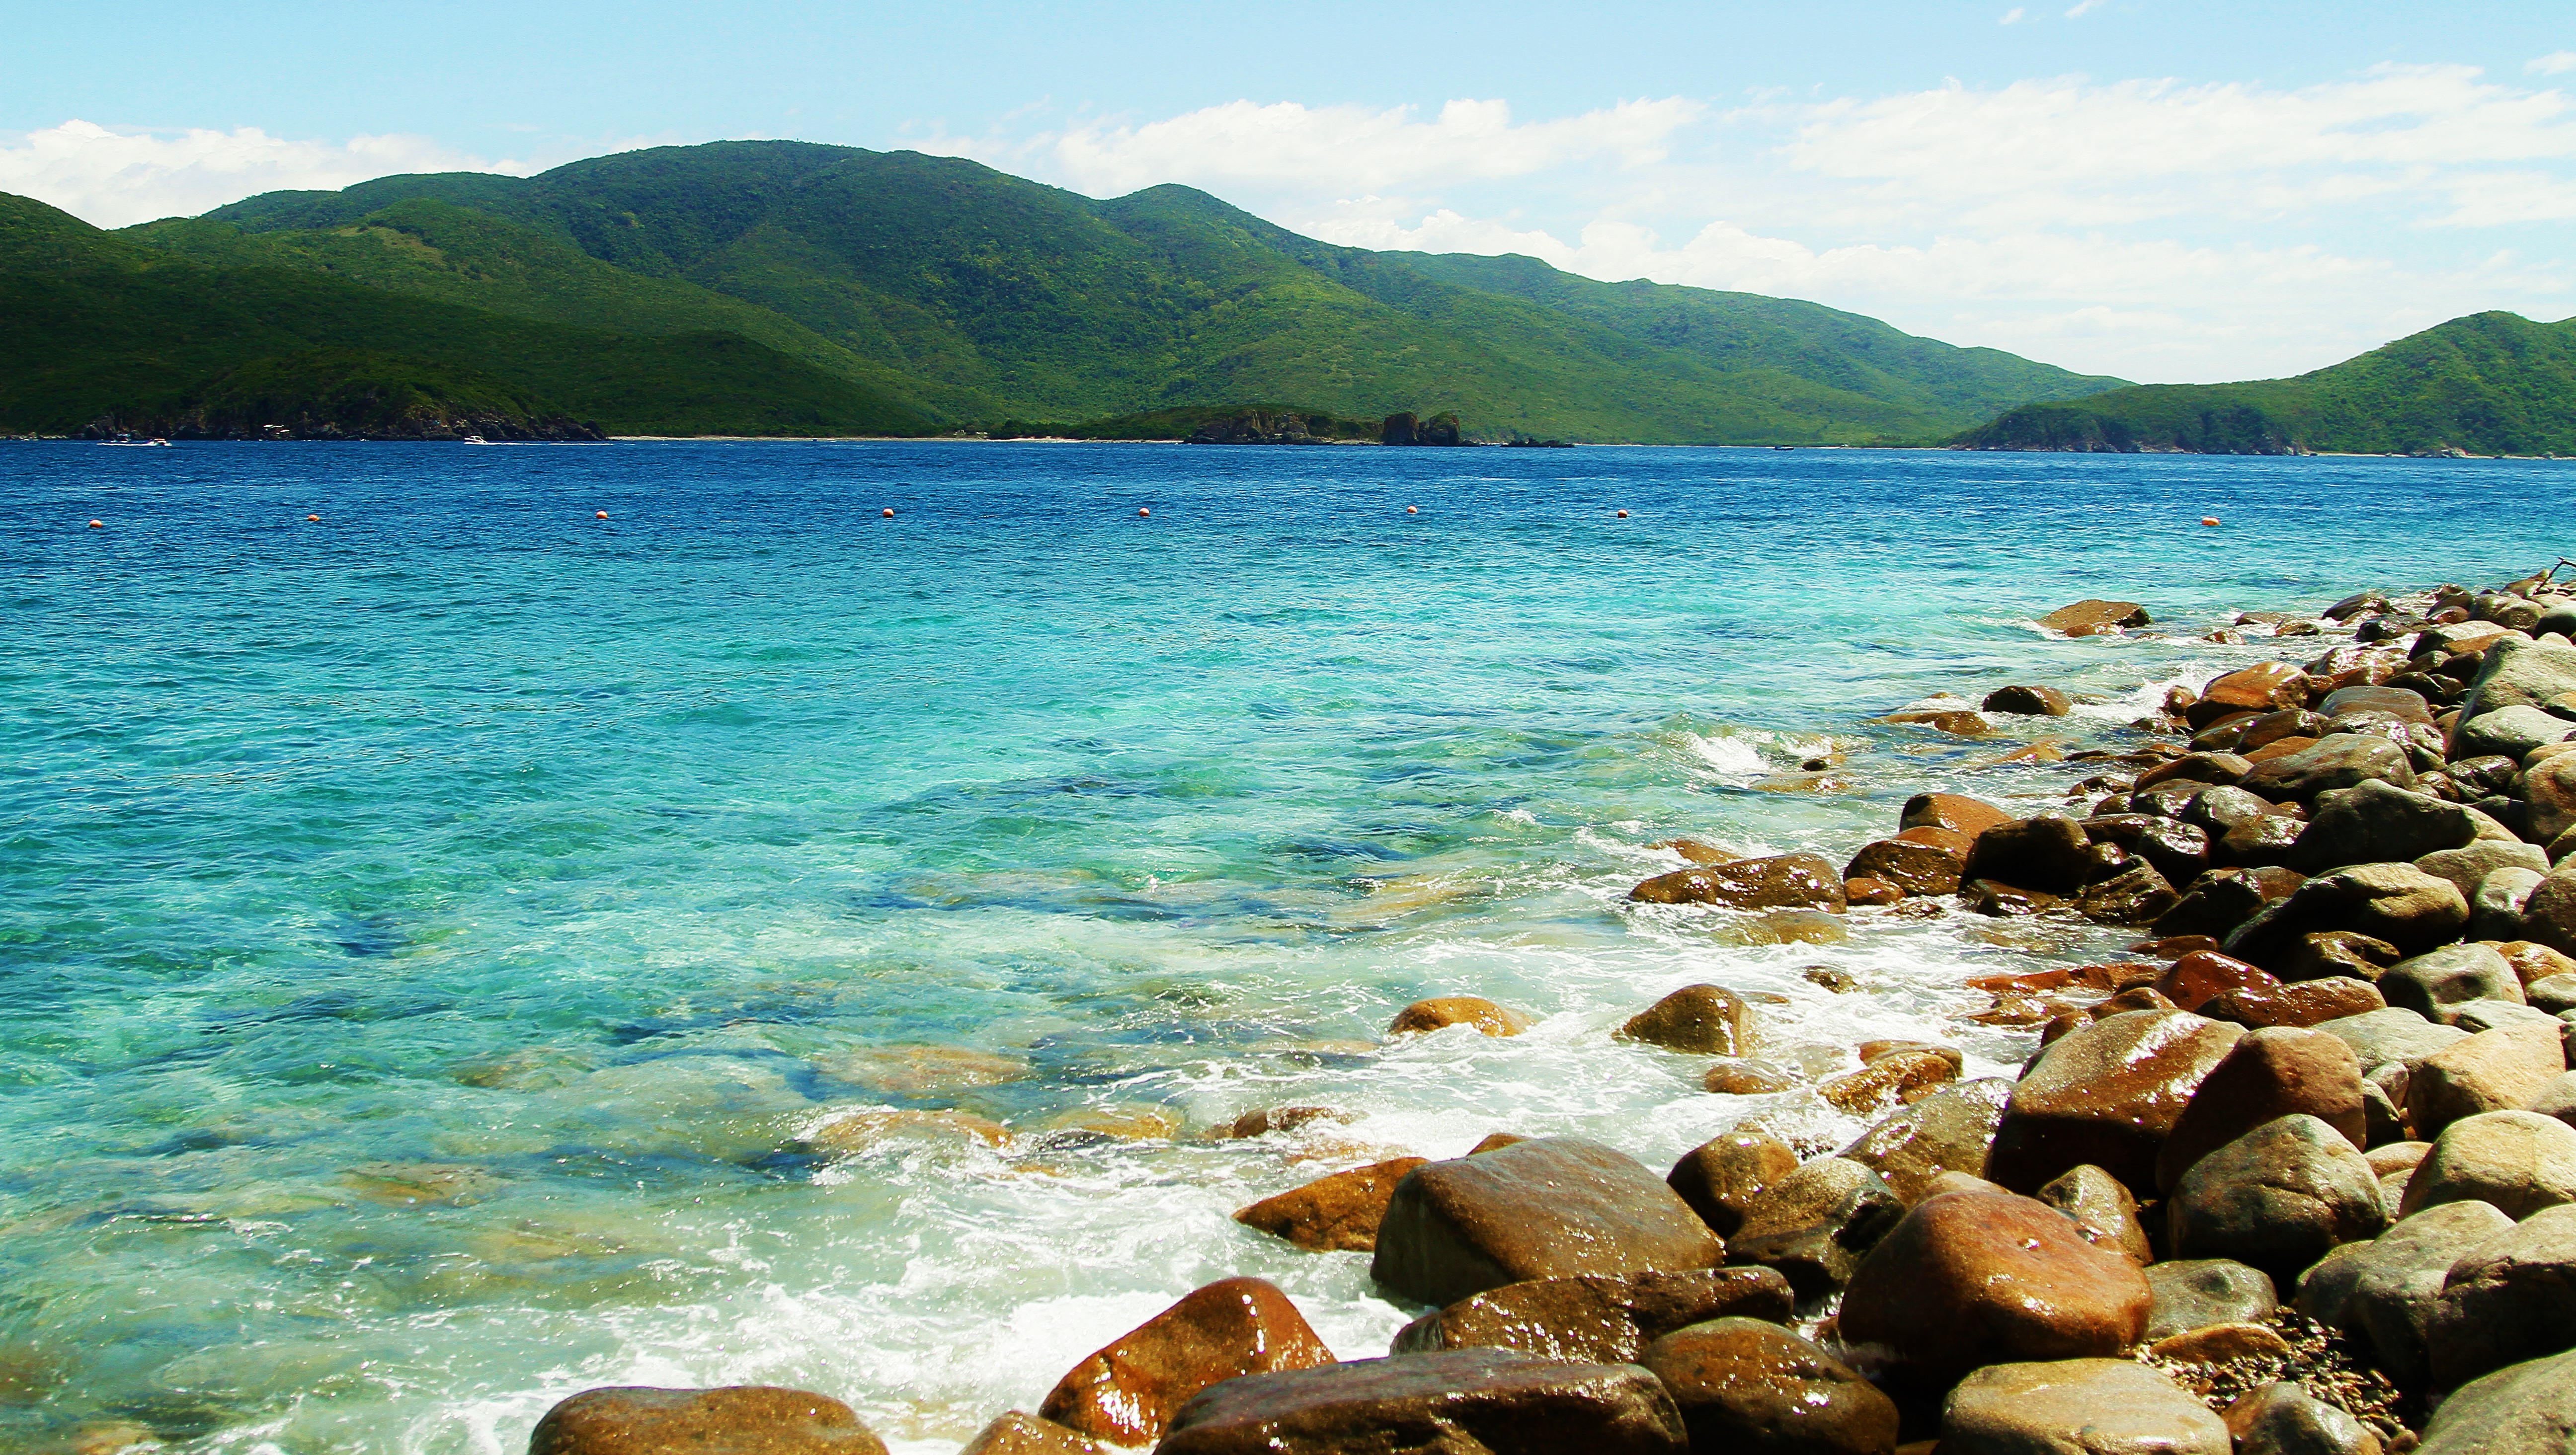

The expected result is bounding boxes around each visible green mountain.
[0,191,937,438]
[1953,311,2576,456]
[95,139,2126,443]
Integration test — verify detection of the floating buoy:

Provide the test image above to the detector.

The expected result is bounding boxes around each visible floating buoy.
[1138,507,1151,517]
[1616,509,1630,519]
[1407,505,1419,514]
[2201,516,2221,527]
[596,510,609,520]
[882,507,895,518]
[87,519,103,529]
[307,514,320,522]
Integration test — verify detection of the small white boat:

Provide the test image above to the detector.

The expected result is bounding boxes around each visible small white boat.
[101,436,170,447]
[462,435,492,445]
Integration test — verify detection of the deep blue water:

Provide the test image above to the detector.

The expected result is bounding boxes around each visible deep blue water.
[2,441,2569,1453]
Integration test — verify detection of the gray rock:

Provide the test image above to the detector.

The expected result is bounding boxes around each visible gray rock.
[2038,1163,2153,1265]
[2400,1110,2576,1220]
[2309,1199,2519,1386]
[2157,865,2306,940]
[2457,706,2576,761]
[1941,1359,2230,1455]
[2416,1347,2576,1455]
[2187,785,2283,835]
[2380,944,2523,1021]
[2524,863,2576,959]
[2473,868,2547,941]
[2227,864,2470,967]
[2529,976,2576,1015]
[2533,1074,2576,1131]
[2461,638,2576,720]
[2447,999,2565,1035]
[2319,1007,2471,1075]
[2409,1019,2568,1137]
[2244,734,2419,802]
[1723,1156,1903,1297]
[2143,1258,2279,1340]
[2417,840,2552,898]
[2169,1115,2386,1282]
[2223,1382,2384,1455]
[2291,780,2478,873]
[2427,1204,2576,1388]
[2528,758,2576,848]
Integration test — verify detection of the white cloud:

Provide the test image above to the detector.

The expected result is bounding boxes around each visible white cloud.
[2064,0,2109,17]
[2531,51,2576,76]
[924,96,1703,198]
[0,120,531,229]
[1999,9,2028,25]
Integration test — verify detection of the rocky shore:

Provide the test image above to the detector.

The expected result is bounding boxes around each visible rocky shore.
[523,574,2576,1455]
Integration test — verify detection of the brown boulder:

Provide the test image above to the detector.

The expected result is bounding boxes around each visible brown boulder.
[2275,929,2402,983]
[2154,949,2282,1013]
[1667,1132,1799,1237]
[1817,1050,1959,1115]
[2223,862,2470,966]
[2075,861,2182,926]
[2240,733,2418,801]
[2154,1026,2367,1194]
[529,1388,887,1455]
[1942,1361,2230,1455]
[1154,1349,1687,1455]
[1389,1266,1792,1362]
[1629,853,1848,911]
[2154,865,2306,940]
[958,1413,1107,1455]
[2188,663,2311,729]
[1984,684,2073,715]
[1901,792,2015,837]
[1844,877,1904,906]
[1983,1010,2245,1193]
[2407,1019,2569,1139]
[1619,985,1755,1055]
[1961,815,2096,895]
[2498,939,2576,987]
[1387,997,1532,1037]
[1704,1059,1800,1094]
[1371,1138,1725,1307]
[1844,828,1973,898]
[1838,1189,2153,1380]
[1235,1158,1430,1252]
[1640,1318,1900,1455]
[2036,1163,2154,1264]
[1725,1157,1904,1296]
[1039,1277,1334,1448]
[2037,599,2150,634]
[1838,1079,2015,1203]
[2207,975,2387,1028]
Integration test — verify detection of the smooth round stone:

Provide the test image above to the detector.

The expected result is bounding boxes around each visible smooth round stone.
[1941,1359,2229,1455]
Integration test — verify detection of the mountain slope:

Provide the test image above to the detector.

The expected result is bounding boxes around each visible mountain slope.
[175,141,2128,443]
[1954,311,2576,456]
[0,193,936,438]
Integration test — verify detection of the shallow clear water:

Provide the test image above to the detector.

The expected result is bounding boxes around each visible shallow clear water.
[2,441,2569,1453]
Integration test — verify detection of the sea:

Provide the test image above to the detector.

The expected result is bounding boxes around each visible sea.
[3,440,2570,1454]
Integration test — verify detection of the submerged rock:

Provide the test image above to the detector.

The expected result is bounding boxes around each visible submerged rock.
[1387,996,1532,1037]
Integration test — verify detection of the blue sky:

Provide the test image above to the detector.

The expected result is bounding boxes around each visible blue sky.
[5,0,2572,382]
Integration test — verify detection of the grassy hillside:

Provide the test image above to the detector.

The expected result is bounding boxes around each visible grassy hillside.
[1954,311,2576,456]
[0,193,938,438]
[171,141,2128,444]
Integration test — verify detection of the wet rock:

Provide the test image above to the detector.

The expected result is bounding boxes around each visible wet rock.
[1960,878,2068,916]
[2039,599,2151,634]
[2323,683,2435,723]
[1837,1078,2015,1203]
[2169,1114,2386,1281]
[1705,1059,1801,1094]
[2157,865,2306,940]
[2456,705,2576,760]
[2426,1203,2576,1388]
[1725,1157,1904,1296]
[2084,815,2213,884]
[1667,1132,1800,1237]
[2145,1258,2279,1340]
[1839,1188,2152,1378]
[1963,815,2099,895]
[1389,1266,1792,1362]
[1940,1358,2228,1455]
[2276,930,2403,983]
[1900,792,2016,838]
[2218,814,2310,869]
[1844,877,1903,907]
[1223,1106,1352,1139]
[1630,854,1848,912]
[1236,1158,1431,1252]
[1388,997,1533,1037]
[2137,752,2257,791]
[2415,1346,2576,1455]
[2459,637,2576,719]
[2156,1027,2368,1194]
[2243,734,2420,802]
[1845,829,1973,898]
[1039,1277,1334,1448]
[2327,590,2392,621]
[1154,1349,1687,1455]
[2152,1319,2296,1363]
[528,1387,888,1455]
[1640,1318,1900,1455]
[2191,663,2313,729]
[2156,949,2283,1013]
[2077,861,2183,925]
[959,1412,1108,1455]
[2526,757,2576,845]
[1372,1138,1726,1307]
[2225,863,2471,967]
[2399,1110,2576,1219]
[2038,1163,2153,1263]
[2417,840,2552,899]
[2409,1019,2567,1137]
[2290,780,2478,873]
[2186,784,2290,834]
[2523,864,2576,959]
[2221,1382,2384,1455]
[1619,984,1755,1055]
[1817,1049,1958,1115]
[2381,944,2523,1022]
[1984,1009,2244,1194]
[2473,868,2545,942]
[1985,684,2073,715]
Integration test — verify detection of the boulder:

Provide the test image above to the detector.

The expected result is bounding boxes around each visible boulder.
[2211,976,2388,1029]
[2297,1200,2515,1386]
[2191,663,2311,729]
[1640,1318,1900,1455]
[2318,1007,2471,1077]
[2277,930,2402,983]
[1372,1138,1726,1307]
[2474,868,2545,942]
[1844,831,1971,898]
[2037,1163,2154,1263]
[2456,705,2576,761]
[2225,863,2470,966]
[1039,1277,1334,1448]
[2415,1347,2576,1455]
[2155,949,2281,1013]
[1900,792,2015,838]
[2083,815,2213,884]
[2497,941,2576,987]
[2446,998,2564,1034]
[2426,1204,2576,1388]
[1630,854,1847,911]
[2530,978,2576,1016]
[1154,1349,1687,1455]
[1939,1359,2229,1455]
[1667,1132,1799,1237]
[1235,1158,1430,1252]
[1618,985,1755,1055]
[2527,756,2576,845]
[958,1413,1108,1455]
[2217,814,2308,869]
[2155,865,2305,940]
[2221,1383,2384,1455]
[2459,637,2576,719]
[2038,599,2151,634]
[1838,1189,2153,1378]
[1962,815,2098,895]
[2326,590,2392,621]
[2290,780,2478,872]
[2168,1115,2386,1282]
[2409,1020,2568,1138]
[1725,1157,1904,1297]
[1389,1266,1792,1362]
[1816,1049,1958,1115]
[2242,734,2418,801]
[2524,865,2576,958]
[528,1388,889,1455]
[2155,1027,2367,1194]
[2136,752,2256,791]
[2418,838,2553,897]
[2399,1110,2576,1219]
[1704,1060,1801,1094]
[2381,944,2524,1022]
[1984,684,2072,715]
[2144,1258,2278,1340]
[1388,997,1531,1037]
[2076,861,2182,925]
[1984,1010,2244,1194]
[2534,1073,2576,1131]
[1836,1078,2014,1203]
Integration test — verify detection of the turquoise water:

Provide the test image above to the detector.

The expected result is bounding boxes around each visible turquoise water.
[3,441,2570,1454]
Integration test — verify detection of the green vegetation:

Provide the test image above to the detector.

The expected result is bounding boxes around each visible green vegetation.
[108,140,2127,443]
[1954,311,2576,456]
[987,404,1380,441]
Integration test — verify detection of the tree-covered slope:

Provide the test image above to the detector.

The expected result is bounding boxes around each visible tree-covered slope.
[176,141,2128,443]
[0,192,937,438]
[1954,311,2576,456]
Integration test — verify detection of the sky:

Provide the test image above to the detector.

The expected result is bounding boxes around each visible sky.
[3,0,2572,383]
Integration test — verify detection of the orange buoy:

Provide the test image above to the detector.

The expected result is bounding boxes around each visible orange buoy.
[595,510,609,520]
[307,514,321,522]
[87,519,103,529]
[1616,509,1630,519]
[2201,516,2221,527]
[1138,507,1151,517]
[882,507,895,518]
[1406,505,1419,514]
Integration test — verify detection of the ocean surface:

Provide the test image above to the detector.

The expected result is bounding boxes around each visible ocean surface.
[3,440,2571,1454]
